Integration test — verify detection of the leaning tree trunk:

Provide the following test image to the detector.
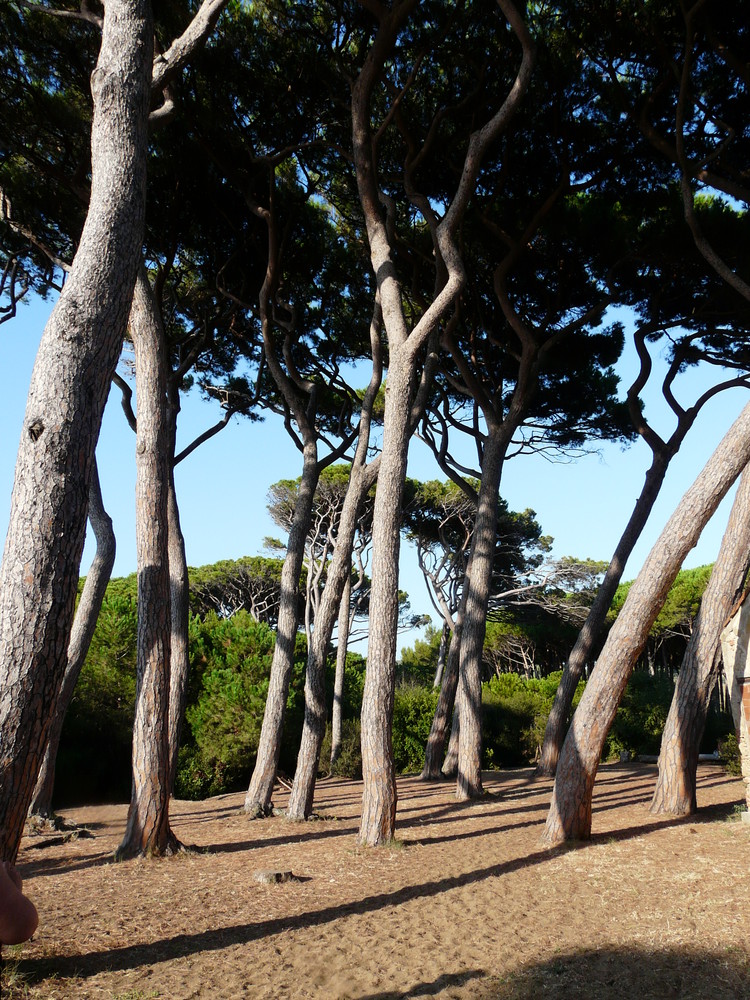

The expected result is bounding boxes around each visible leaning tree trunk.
[650,462,750,815]
[433,622,450,688]
[0,0,151,863]
[28,460,116,820]
[166,400,191,796]
[330,570,352,767]
[457,426,507,800]
[117,267,180,859]
[244,440,321,817]
[442,692,462,778]
[287,465,376,819]
[537,453,670,777]
[542,400,750,846]
[422,598,465,780]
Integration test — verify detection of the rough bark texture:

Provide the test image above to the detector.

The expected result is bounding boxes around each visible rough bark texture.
[720,602,750,811]
[422,603,465,780]
[456,429,506,800]
[442,695,461,778]
[245,441,320,817]
[0,0,151,863]
[28,462,116,819]
[537,454,670,777]
[330,572,351,767]
[650,463,750,815]
[359,356,413,845]
[287,476,369,819]
[542,400,750,846]
[117,267,179,859]
[166,400,191,796]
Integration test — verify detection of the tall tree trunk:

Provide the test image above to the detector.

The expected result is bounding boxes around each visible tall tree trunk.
[542,400,750,846]
[166,399,191,797]
[359,355,413,845]
[433,622,450,688]
[650,463,750,815]
[28,461,116,820]
[0,0,151,863]
[456,427,506,800]
[422,597,466,780]
[117,266,180,859]
[442,692,461,777]
[719,601,750,812]
[287,463,376,819]
[245,440,320,816]
[537,453,670,777]
[330,570,352,767]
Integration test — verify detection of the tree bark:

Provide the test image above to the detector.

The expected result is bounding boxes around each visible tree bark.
[287,463,376,819]
[542,400,750,846]
[330,570,352,767]
[456,427,507,800]
[117,266,180,859]
[442,691,461,778]
[0,0,151,863]
[358,354,413,845]
[650,462,750,815]
[537,453,670,777]
[422,602,464,779]
[28,461,116,820]
[433,622,449,688]
[244,440,320,816]
[166,399,191,797]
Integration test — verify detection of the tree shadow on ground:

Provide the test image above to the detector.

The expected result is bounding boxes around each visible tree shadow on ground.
[475,944,750,1000]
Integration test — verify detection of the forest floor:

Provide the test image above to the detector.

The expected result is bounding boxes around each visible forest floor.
[4,763,750,1000]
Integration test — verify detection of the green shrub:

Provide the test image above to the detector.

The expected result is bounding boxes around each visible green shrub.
[603,672,673,760]
[392,683,440,773]
[319,719,363,779]
[718,733,742,776]
[177,611,307,798]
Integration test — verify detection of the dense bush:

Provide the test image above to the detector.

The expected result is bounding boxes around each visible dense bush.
[175,611,307,799]
[56,587,138,806]
[319,719,363,779]
[392,684,440,772]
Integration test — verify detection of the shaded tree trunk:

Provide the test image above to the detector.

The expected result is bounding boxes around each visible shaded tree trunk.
[442,692,461,778]
[422,596,465,780]
[117,266,180,859]
[537,453,670,777]
[456,427,506,800]
[245,440,320,816]
[28,461,116,820]
[542,400,750,846]
[330,570,352,767]
[650,462,750,815]
[0,0,151,863]
[166,398,191,797]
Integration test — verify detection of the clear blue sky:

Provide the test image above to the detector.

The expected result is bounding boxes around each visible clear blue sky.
[1,294,747,655]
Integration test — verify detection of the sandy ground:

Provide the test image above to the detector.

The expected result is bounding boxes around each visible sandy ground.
[4,763,750,999]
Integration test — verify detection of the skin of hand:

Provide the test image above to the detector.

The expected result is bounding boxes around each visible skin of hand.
[0,859,38,945]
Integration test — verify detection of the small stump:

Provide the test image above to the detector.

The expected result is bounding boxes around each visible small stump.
[253,869,302,884]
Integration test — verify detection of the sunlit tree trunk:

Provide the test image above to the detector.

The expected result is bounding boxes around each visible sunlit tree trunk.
[542,400,750,846]
[0,0,151,863]
[330,571,352,767]
[28,461,116,820]
[117,266,180,859]
[245,440,320,816]
[650,462,750,815]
